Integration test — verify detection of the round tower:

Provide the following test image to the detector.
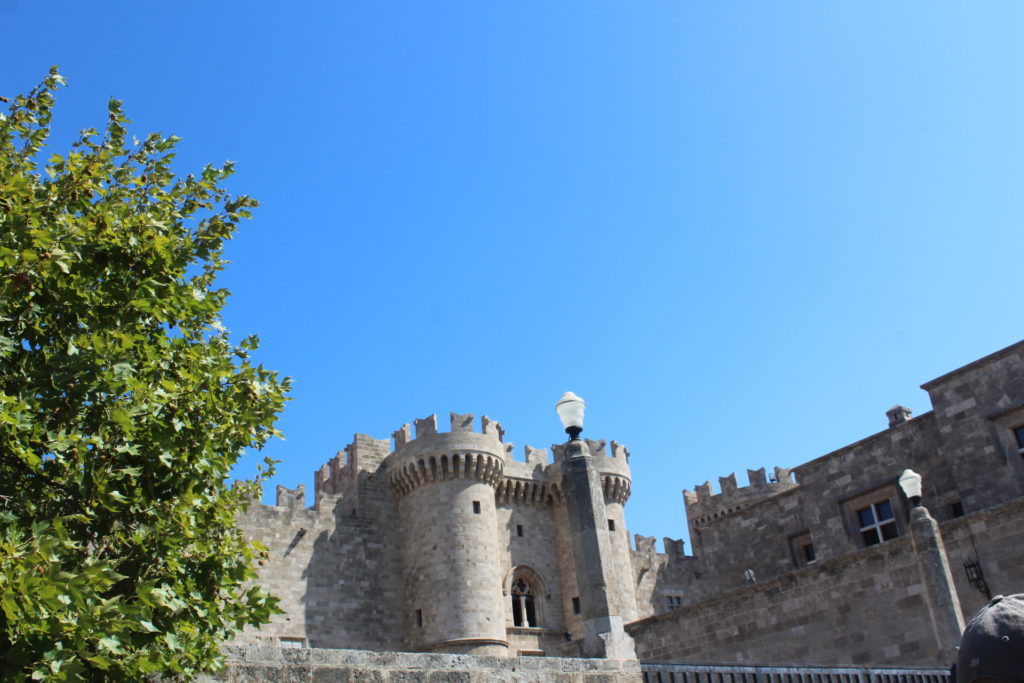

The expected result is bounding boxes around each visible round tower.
[601,440,638,623]
[388,412,509,655]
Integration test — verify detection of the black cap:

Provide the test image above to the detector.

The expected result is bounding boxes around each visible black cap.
[957,594,1024,683]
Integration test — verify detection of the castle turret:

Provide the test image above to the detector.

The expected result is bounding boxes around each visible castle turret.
[388,413,509,655]
[549,393,637,659]
[603,440,638,623]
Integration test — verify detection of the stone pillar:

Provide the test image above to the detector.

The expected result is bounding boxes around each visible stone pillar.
[559,439,637,659]
[908,505,965,663]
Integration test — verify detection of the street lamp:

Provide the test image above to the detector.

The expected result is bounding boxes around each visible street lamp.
[555,392,585,441]
[898,468,923,507]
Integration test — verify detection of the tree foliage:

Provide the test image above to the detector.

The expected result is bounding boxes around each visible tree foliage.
[0,68,288,680]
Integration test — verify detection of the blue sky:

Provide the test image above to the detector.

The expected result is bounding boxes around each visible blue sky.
[5,2,1023,550]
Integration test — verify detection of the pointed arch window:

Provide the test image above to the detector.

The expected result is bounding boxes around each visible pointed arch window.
[511,578,537,627]
[504,566,547,629]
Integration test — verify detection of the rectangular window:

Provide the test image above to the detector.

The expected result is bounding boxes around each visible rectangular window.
[607,519,616,531]
[472,501,481,514]
[857,500,899,546]
[1014,425,1024,457]
[516,524,523,537]
[279,637,306,648]
[802,543,816,564]
[789,531,815,566]
[949,500,965,518]
[666,595,682,610]
[416,609,423,628]
[572,597,581,614]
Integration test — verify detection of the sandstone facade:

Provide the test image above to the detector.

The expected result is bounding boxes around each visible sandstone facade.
[238,412,639,658]
[628,340,1024,667]
[238,340,1024,668]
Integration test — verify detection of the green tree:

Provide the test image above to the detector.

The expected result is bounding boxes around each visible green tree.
[0,68,288,680]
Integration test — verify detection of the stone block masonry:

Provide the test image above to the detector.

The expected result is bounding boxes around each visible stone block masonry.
[196,646,950,683]
[198,645,643,682]
[238,411,638,658]
[235,340,1024,670]
[631,340,1024,667]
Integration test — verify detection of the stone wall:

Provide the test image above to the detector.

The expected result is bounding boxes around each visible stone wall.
[941,497,1024,619]
[630,536,700,618]
[666,341,1024,614]
[628,341,1024,666]
[232,341,1023,666]
[627,532,949,667]
[922,342,1024,513]
[672,412,953,607]
[235,470,404,650]
[198,646,951,683]
[626,496,1024,668]
[198,645,643,682]
[497,496,569,655]
[237,412,641,657]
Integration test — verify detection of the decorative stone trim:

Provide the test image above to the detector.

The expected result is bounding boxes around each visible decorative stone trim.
[495,478,558,506]
[418,637,510,652]
[502,565,551,598]
[603,474,631,505]
[388,451,504,498]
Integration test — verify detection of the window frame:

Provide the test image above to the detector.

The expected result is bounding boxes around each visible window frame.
[985,406,1024,472]
[840,486,904,550]
[503,566,548,629]
[856,499,899,547]
[510,577,539,628]
[788,531,816,567]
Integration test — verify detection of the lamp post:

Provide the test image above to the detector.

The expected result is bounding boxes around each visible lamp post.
[897,466,966,655]
[898,468,923,507]
[551,391,637,658]
[555,391,585,441]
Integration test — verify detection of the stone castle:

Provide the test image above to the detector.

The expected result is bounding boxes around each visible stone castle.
[239,408,641,659]
[236,339,1024,671]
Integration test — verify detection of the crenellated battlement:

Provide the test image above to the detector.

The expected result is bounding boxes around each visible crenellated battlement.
[313,433,391,510]
[260,412,640,519]
[683,466,797,527]
[275,483,307,509]
[387,412,510,498]
[549,438,631,467]
[546,437,633,507]
[391,412,507,450]
[633,534,688,561]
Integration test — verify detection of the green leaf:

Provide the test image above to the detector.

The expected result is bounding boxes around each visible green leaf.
[97,636,124,654]
[85,654,113,670]
[0,67,288,681]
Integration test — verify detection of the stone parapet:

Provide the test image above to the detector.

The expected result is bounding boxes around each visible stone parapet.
[684,467,796,527]
[199,645,643,682]
[626,529,956,667]
[547,438,633,506]
[387,413,507,498]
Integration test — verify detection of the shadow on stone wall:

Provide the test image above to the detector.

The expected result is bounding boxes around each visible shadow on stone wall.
[301,469,403,650]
